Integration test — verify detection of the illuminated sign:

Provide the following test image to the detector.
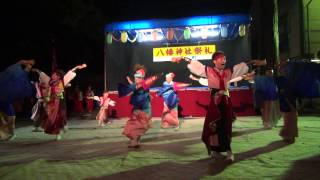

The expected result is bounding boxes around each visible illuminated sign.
[153,45,216,62]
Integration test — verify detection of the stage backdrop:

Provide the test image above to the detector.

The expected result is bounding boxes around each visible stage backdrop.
[105,37,251,90]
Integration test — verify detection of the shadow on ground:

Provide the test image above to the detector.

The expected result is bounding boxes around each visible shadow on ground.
[282,154,320,180]
[0,128,266,167]
[88,140,289,180]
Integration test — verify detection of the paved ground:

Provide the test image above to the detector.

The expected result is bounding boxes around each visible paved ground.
[0,115,320,180]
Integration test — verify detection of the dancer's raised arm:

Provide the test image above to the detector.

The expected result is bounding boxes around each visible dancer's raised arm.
[126,76,133,84]
[172,57,207,77]
[64,63,87,86]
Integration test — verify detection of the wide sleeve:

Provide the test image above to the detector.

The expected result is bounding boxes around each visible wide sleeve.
[108,99,116,106]
[118,83,135,97]
[231,62,249,79]
[157,86,171,96]
[39,72,50,85]
[187,60,207,77]
[198,78,209,86]
[93,96,100,101]
[143,75,158,89]
[63,70,76,86]
[173,82,190,90]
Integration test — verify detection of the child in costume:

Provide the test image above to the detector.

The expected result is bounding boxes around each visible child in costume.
[93,91,115,127]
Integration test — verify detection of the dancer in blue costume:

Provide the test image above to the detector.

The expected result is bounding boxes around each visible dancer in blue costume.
[253,68,281,129]
[118,64,159,148]
[157,72,190,129]
[0,59,35,140]
[276,60,320,143]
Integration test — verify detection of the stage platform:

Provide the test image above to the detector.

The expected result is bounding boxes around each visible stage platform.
[108,86,256,118]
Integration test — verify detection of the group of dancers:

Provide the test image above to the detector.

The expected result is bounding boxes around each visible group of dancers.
[0,50,308,163]
[0,60,87,140]
[117,51,303,162]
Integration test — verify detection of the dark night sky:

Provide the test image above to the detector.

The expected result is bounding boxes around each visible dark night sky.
[1,0,251,87]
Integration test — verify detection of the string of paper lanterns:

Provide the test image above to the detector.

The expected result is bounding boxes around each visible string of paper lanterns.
[106,24,246,44]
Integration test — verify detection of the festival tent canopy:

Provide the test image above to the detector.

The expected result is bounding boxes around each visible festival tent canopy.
[104,14,250,31]
[104,14,251,44]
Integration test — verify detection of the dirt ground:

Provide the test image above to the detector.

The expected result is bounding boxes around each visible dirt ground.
[0,116,320,180]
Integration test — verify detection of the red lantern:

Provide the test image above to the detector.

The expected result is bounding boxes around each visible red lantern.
[166,28,174,40]
[152,30,158,41]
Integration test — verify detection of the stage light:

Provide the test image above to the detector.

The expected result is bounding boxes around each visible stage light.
[136,29,164,42]
[201,27,208,39]
[207,29,220,37]
[221,24,228,38]
[311,59,320,63]
[191,30,201,38]
[137,32,144,42]
[191,26,204,38]
[191,25,220,38]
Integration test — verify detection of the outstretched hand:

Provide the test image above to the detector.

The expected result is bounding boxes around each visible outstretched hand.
[171,57,183,63]
[72,63,87,72]
[77,63,87,69]
[175,82,191,89]
[171,57,191,63]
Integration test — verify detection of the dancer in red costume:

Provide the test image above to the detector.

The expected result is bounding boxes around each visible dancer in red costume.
[41,64,86,140]
[92,91,115,127]
[173,52,263,162]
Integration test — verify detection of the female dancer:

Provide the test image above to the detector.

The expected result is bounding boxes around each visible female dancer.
[118,64,158,148]
[157,72,190,129]
[42,64,86,140]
